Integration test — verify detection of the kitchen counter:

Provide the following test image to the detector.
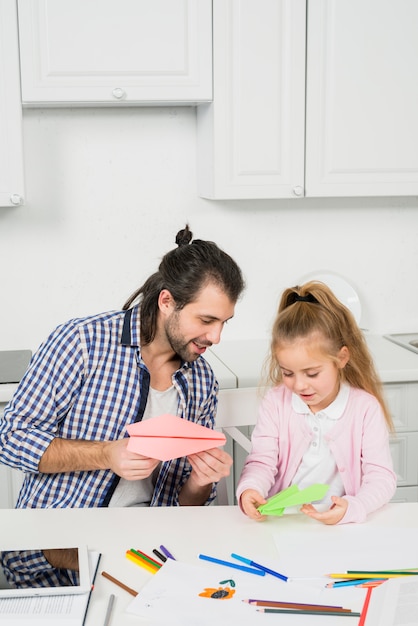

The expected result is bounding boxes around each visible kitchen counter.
[209,334,418,387]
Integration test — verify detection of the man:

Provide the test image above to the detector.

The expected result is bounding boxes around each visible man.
[0,225,244,585]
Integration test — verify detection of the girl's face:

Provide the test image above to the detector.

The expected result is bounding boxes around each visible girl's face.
[276,336,349,413]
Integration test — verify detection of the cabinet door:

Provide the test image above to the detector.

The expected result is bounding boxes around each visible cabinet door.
[306,0,418,197]
[18,0,212,105]
[0,0,24,207]
[197,0,306,199]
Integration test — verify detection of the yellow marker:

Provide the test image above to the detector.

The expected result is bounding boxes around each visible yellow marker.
[126,550,159,574]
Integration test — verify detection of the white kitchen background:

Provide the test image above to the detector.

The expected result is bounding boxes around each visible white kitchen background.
[0,109,417,352]
[1,105,417,351]
[1,0,418,507]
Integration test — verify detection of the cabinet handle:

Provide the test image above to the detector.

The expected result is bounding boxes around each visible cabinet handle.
[292,186,304,197]
[112,87,126,100]
[10,194,23,206]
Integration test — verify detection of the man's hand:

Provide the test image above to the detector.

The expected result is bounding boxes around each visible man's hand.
[300,495,348,525]
[179,447,233,505]
[104,438,161,480]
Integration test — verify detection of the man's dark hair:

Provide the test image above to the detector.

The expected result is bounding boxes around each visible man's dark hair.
[123,225,245,344]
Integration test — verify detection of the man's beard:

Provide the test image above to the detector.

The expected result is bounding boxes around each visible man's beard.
[165,310,211,362]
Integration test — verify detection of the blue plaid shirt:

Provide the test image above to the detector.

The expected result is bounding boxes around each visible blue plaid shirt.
[0,306,219,511]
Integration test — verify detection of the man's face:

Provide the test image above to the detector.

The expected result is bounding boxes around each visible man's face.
[163,283,235,362]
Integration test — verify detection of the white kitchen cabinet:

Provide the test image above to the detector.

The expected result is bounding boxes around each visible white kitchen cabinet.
[0,0,24,207]
[17,0,212,106]
[197,0,306,199]
[198,0,418,199]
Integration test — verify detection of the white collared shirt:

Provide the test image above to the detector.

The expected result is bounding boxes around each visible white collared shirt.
[290,383,350,511]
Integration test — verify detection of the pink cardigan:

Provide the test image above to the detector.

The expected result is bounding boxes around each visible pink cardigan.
[236,385,397,524]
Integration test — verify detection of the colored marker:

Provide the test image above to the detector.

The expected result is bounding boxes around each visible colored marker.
[126,550,159,574]
[159,545,176,560]
[153,548,167,563]
[132,548,162,569]
[198,554,265,576]
[231,553,288,582]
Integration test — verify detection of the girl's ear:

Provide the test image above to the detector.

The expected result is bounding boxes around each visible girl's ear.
[337,346,350,369]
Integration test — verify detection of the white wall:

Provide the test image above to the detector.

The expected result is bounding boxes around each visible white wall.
[0,106,417,354]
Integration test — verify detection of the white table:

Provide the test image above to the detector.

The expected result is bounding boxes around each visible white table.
[1,503,418,625]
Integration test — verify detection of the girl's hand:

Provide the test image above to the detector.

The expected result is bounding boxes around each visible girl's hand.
[240,489,268,521]
[300,495,348,525]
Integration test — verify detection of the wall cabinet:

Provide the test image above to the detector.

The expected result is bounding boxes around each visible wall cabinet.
[0,0,24,207]
[198,0,418,199]
[17,0,212,106]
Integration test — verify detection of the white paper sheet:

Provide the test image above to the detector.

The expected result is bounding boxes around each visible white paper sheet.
[126,559,367,626]
[272,526,418,582]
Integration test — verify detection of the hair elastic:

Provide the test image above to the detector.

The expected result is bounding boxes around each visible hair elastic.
[293,293,319,304]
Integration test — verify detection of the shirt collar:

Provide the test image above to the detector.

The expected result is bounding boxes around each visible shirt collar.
[121,306,141,347]
[291,382,350,419]
[120,305,191,373]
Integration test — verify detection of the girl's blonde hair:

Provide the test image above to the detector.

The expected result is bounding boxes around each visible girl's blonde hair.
[267,281,394,431]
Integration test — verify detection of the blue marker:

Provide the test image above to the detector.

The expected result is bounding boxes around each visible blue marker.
[231,553,288,582]
[198,554,265,576]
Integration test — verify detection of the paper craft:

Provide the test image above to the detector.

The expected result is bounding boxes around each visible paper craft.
[257,484,329,516]
[126,414,226,462]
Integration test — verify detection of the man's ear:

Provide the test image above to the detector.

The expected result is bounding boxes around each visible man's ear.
[158,289,176,316]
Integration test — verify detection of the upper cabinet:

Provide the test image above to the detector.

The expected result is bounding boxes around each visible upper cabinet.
[17,0,213,106]
[197,0,418,199]
[0,0,24,207]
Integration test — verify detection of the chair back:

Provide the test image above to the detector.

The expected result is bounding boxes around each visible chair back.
[214,387,263,505]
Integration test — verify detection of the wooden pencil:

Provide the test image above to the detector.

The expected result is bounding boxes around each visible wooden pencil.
[247,600,351,612]
[101,570,138,597]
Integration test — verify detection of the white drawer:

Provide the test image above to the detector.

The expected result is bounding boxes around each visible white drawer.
[384,382,418,431]
[389,432,418,486]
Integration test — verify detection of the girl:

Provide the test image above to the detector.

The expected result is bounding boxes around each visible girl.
[237,281,396,525]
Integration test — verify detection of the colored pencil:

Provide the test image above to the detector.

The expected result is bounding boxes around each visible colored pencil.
[328,573,409,579]
[152,548,167,563]
[126,550,159,574]
[258,608,361,617]
[358,586,373,626]
[327,578,382,588]
[101,570,138,597]
[103,594,115,626]
[347,569,418,575]
[231,553,288,582]
[356,580,386,588]
[159,544,176,560]
[245,600,351,612]
[198,553,265,576]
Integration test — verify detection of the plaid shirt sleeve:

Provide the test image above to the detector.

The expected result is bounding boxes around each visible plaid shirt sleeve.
[0,319,86,472]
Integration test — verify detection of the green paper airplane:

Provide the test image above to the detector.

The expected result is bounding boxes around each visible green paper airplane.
[257,483,329,516]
